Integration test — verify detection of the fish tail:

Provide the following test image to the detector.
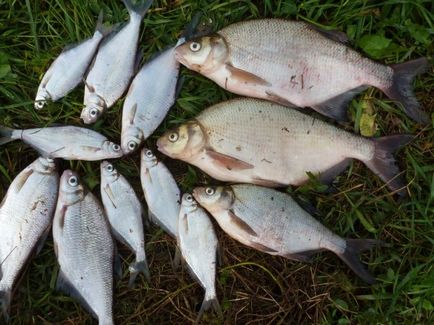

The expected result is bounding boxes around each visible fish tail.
[177,12,203,46]
[94,10,113,37]
[383,57,431,124]
[196,291,222,323]
[0,125,19,146]
[122,0,153,19]
[338,239,384,284]
[0,288,12,323]
[128,259,150,287]
[363,134,413,196]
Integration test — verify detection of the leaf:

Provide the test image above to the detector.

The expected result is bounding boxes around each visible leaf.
[333,298,349,311]
[360,114,376,137]
[0,64,11,79]
[355,209,377,233]
[358,34,392,59]
[405,20,431,45]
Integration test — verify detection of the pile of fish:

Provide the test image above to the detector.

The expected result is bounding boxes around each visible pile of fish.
[0,0,430,323]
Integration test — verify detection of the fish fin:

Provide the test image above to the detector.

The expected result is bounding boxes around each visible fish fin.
[35,226,50,255]
[228,209,257,237]
[134,47,144,74]
[197,292,222,323]
[82,78,95,93]
[94,10,113,37]
[177,12,202,45]
[337,239,384,284]
[148,208,176,238]
[122,0,153,19]
[384,57,430,124]
[174,75,185,100]
[0,288,11,323]
[363,134,413,196]
[172,246,182,270]
[0,126,18,146]
[252,176,286,187]
[225,63,271,87]
[283,249,324,263]
[292,196,321,218]
[311,86,367,121]
[56,269,98,318]
[127,103,138,124]
[14,169,34,192]
[265,91,297,107]
[113,245,123,280]
[206,149,254,171]
[128,259,150,287]
[308,24,349,44]
[250,241,279,254]
[318,158,352,185]
[103,184,117,209]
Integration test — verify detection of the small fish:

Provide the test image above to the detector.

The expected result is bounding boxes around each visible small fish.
[53,170,114,324]
[34,12,112,110]
[0,157,59,321]
[121,14,201,154]
[100,161,150,287]
[194,184,383,284]
[175,19,430,124]
[157,98,412,195]
[140,148,180,238]
[0,125,123,161]
[178,193,221,321]
[81,0,154,124]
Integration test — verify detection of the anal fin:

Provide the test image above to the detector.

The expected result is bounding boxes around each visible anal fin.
[283,249,324,263]
[318,158,352,185]
[249,241,279,254]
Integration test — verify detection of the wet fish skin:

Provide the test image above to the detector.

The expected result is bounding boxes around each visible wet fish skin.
[175,19,429,123]
[0,125,123,161]
[140,148,180,238]
[81,0,154,124]
[178,193,221,321]
[100,161,150,286]
[0,157,59,321]
[53,170,114,324]
[157,98,411,195]
[193,184,382,284]
[34,12,112,110]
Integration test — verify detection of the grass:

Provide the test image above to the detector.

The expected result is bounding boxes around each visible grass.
[0,0,433,324]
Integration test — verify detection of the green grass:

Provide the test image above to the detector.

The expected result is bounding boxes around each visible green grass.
[0,0,433,324]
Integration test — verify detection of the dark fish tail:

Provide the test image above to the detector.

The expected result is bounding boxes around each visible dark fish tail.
[95,10,114,37]
[363,134,413,196]
[123,0,153,19]
[197,291,222,323]
[177,12,203,45]
[0,125,19,146]
[383,57,430,124]
[0,288,12,322]
[338,239,384,284]
[128,259,150,287]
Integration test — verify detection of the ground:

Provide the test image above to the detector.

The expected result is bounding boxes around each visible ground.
[0,0,433,324]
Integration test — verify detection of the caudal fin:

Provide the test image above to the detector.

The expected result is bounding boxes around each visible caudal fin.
[363,134,413,196]
[196,292,222,323]
[0,289,12,323]
[94,10,114,37]
[383,57,431,124]
[338,239,384,284]
[128,259,150,287]
[122,0,153,19]
[0,126,18,146]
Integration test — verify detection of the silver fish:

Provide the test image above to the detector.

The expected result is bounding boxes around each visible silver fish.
[100,161,149,287]
[0,125,123,161]
[53,170,114,324]
[178,193,221,321]
[34,12,112,110]
[81,0,154,124]
[157,98,412,195]
[175,19,430,124]
[0,157,58,321]
[194,184,383,284]
[140,148,180,238]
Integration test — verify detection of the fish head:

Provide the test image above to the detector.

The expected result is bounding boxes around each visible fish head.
[174,35,228,74]
[181,193,198,214]
[101,141,123,159]
[100,161,119,183]
[121,127,143,155]
[193,185,234,213]
[34,88,52,110]
[157,122,206,160]
[140,148,158,169]
[59,170,85,205]
[34,157,57,174]
[81,93,106,124]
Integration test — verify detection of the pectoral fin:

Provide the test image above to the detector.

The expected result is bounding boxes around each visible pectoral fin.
[226,63,271,87]
[15,169,34,192]
[206,149,254,171]
[104,184,117,209]
[228,209,257,237]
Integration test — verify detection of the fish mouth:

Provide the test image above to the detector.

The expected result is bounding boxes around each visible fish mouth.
[156,138,168,156]
[174,48,188,66]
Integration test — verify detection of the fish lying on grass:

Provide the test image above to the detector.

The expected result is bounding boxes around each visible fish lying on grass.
[34,11,112,110]
[81,0,154,124]
[194,184,383,284]
[140,148,180,238]
[157,98,412,196]
[0,157,59,322]
[100,161,150,287]
[0,125,123,161]
[175,19,430,124]
[121,13,201,154]
[53,170,114,324]
[178,193,221,322]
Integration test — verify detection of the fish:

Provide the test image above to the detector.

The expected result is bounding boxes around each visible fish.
[121,13,201,154]
[34,12,112,110]
[178,193,221,321]
[0,157,59,321]
[193,184,383,284]
[140,148,180,238]
[100,161,150,287]
[157,98,412,196]
[53,170,114,324]
[0,125,123,161]
[174,19,430,124]
[81,0,154,124]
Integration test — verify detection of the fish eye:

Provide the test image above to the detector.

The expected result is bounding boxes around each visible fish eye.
[189,41,201,52]
[106,164,113,172]
[168,132,179,142]
[68,176,78,187]
[186,194,193,202]
[205,187,215,196]
[90,108,99,117]
[36,101,44,109]
[145,150,154,158]
[112,144,121,152]
[128,141,137,151]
